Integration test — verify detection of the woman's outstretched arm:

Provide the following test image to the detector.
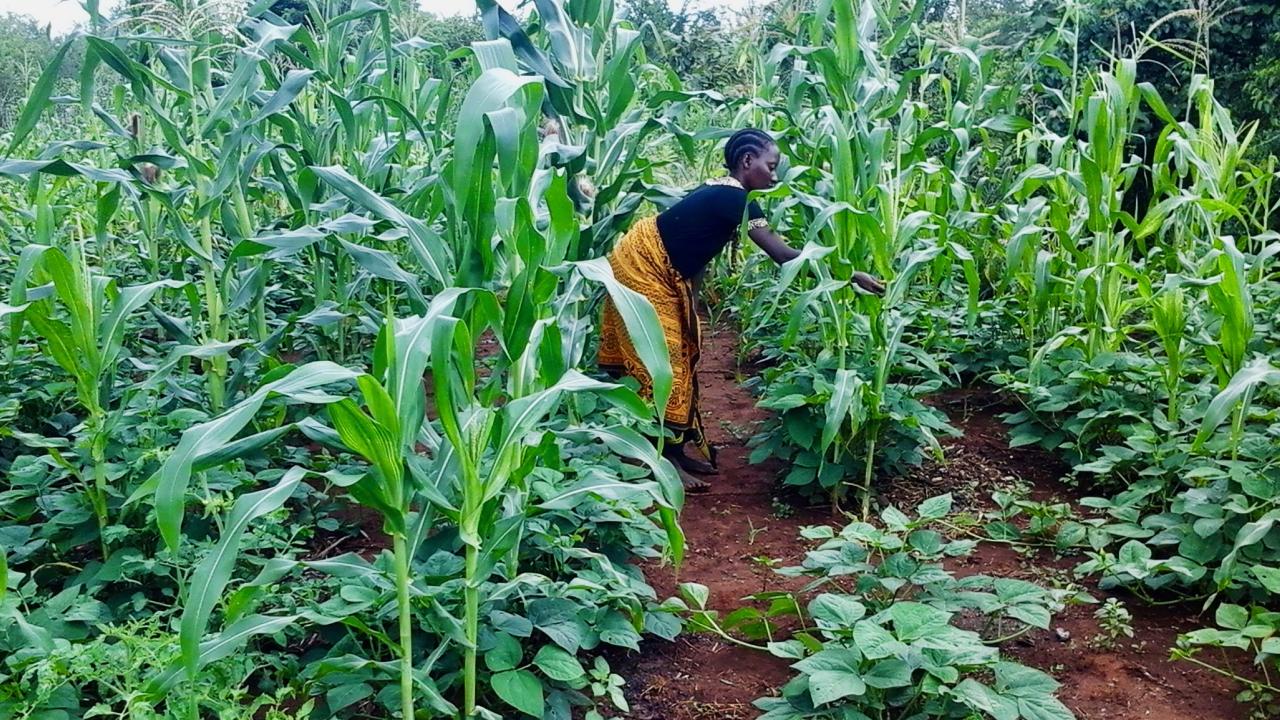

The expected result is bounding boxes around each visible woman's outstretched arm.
[747,225,801,264]
[747,226,886,294]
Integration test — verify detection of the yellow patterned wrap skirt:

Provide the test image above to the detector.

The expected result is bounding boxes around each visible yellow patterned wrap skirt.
[598,216,715,467]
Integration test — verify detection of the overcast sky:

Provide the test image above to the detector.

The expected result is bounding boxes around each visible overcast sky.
[5,0,759,36]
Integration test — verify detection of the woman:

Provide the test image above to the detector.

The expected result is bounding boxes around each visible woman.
[598,129,885,490]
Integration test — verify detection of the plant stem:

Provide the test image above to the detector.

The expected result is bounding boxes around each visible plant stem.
[199,214,225,411]
[463,542,479,718]
[393,533,414,719]
[987,623,1035,645]
[693,613,770,652]
[92,422,109,561]
[1178,654,1280,695]
[861,434,877,520]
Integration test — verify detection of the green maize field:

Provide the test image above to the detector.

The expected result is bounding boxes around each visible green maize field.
[1,1,1278,719]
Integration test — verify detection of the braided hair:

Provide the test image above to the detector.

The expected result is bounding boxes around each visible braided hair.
[723,129,775,172]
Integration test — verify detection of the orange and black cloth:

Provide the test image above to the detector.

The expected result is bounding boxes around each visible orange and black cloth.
[597,177,770,468]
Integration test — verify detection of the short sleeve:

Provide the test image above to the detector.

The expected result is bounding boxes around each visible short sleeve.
[746,200,769,231]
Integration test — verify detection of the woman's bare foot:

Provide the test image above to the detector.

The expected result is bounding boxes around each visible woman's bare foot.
[675,452,717,476]
[664,445,718,476]
[677,466,711,492]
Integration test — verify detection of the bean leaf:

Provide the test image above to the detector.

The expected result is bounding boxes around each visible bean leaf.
[492,669,544,717]
[533,645,585,682]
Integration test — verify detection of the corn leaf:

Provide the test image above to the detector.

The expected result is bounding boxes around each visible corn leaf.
[152,613,300,696]
[151,362,360,551]
[5,39,73,156]
[1194,359,1280,450]
[574,257,673,426]
[180,468,304,678]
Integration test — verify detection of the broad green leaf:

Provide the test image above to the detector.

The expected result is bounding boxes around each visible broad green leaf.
[1215,604,1249,630]
[151,362,359,551]
[180,468,304,678]
[492,669,545,717]
[794,647,862,675]
[529,598,588,653]
[994,661,1061,698]
[853,620,906,660]
[880,505,911,531]
[485,632,523,672]
[680,582,710,610]
[888,602,950,641]
[916,493,953,520]
[766,639,808,659]
[808,668,866,706]
[1251,566,1280,594]
[1018,695,1076,720]
[951,679,1019,720]
[809,594,866,629]
[533,645,585,682]
[491,611,534,638]
[863,658,912,689]
[567,426,684,565]
[572,426,683,509]
[6,39,73,155]
[327,683,374,712]
[1117,540,1152,565]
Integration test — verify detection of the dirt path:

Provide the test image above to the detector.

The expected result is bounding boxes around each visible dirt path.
[622,324,1250,720]
[621,320,825,720]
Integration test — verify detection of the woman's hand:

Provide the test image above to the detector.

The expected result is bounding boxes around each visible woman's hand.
[851,271,886,296]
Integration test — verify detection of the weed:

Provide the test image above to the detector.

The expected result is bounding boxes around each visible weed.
[769,497,796,519]
[1092,598,1135,649]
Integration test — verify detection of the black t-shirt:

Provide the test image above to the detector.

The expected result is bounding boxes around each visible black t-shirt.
[656,182,766,279]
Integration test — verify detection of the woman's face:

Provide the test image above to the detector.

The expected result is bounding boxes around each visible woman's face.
[742,144,780,191]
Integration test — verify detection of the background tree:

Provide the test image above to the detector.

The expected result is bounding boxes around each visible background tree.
[1072,0,1280,153]
[0,13,84,132]
[622,0,747,91]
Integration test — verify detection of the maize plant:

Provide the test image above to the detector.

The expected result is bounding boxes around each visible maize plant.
[977,6,1280,651]
[6,237,184,558]
[478,0,713,258]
